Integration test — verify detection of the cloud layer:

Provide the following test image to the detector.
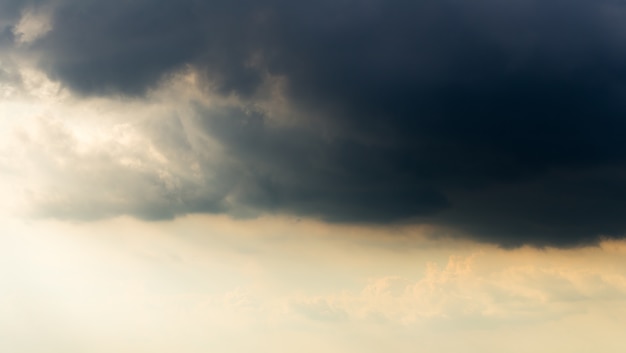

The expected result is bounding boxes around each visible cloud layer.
[3,0,626,246]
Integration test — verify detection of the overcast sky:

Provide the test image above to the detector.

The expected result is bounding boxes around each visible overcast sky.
[2,0,626,352]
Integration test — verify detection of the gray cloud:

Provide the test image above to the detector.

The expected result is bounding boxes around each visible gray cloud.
[5,0,626,246]
[33,0,264,96]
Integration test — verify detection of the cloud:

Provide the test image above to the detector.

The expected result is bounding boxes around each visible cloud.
[2,0,626,246]
[0,61,22,98]
[290,252,626,327]
[12,5,52,45]
[33,0,263,96]
[292,298,349,323]
[12,108,228,221]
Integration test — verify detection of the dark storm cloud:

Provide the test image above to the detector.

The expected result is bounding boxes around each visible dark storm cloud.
[198,105,450,223]
[12,0,626,246]
[34,0,265,96]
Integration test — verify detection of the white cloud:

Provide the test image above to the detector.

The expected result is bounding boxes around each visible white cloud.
[13,7,53,45]
[288,251,626,328]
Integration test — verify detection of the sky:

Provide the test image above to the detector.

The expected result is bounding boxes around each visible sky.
[1,0,626,352]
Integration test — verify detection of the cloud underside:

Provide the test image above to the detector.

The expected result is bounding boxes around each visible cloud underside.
[4,0,626,246]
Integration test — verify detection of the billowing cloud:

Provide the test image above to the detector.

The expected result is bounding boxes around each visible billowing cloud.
[292,253,626,326]
[2,0,626,246]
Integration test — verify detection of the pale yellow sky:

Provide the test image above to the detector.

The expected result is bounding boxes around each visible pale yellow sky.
[2,214,626,352]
